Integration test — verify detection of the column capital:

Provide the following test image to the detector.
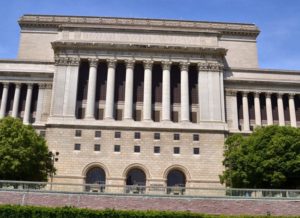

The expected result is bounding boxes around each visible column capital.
[242,91,249,97]
[2,82,9,88]
[143,60,153,70]
[15,83,22,89]
[54,57,69,66]
[107,59,117,68]
[276,93,284,98]
[125,59,135,69]
[162,61,171,71]
[254,92,261,98]
[197,62,208,71]
[88,58,99,67]
[180,62,190,71]
[38,83,47,89]
[68,57,80,66]
[26,83,34,89]
[265,92,272,98]
[226,89,237,96]
[289,93,296,99]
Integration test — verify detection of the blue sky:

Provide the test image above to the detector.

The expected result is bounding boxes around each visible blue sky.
[0,0,299,70]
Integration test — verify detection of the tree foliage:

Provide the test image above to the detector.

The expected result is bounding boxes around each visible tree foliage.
[0,117,55,181]
[220,125,300,189]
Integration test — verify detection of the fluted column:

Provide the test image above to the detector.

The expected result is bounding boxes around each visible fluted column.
[12,83,21,118]
[266,93,273,125]
[242,92,250,131]
[277,93,285,126]
[0,83,9,119]
[123,60,135,120]
[162,61,171,121]
[23,84,33,124]
[85,59,98,119]
[104,59,116,119]
[180,62,190,122]
[289,94,297,127]
[143,61,153,121]
[254,92,261,126]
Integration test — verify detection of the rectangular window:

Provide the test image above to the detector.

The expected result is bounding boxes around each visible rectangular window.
[75,130,82,137]
[173,147,180,154]
[174,133,180,140]
[193,147,200,155]
[134,145,140,153]
[114,145,121,152]
[154,132,160,140]
[134,132,141,139]
[74,144,81,151]
[95,131,101,138]
[115,131,121,139]
[154,146,160,154]
[94,144,101,151]
[193,134,199,141]
[39,130,46,138]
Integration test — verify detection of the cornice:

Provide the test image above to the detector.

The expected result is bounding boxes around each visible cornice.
[19,15,260,38]
[51,41,227,56]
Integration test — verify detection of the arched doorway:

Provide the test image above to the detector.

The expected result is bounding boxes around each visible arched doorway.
[166,169,186,195]
[85,167,106,192]
[125,168,146,194]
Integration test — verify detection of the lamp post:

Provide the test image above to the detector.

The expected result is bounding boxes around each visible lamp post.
[49,150,59,191]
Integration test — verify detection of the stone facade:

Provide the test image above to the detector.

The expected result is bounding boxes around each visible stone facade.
[0,15,299,192]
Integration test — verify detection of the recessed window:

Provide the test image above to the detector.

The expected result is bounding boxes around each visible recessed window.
[193,134,199,141]
[114,145,121,152]
[75,130,82,137]
[174,133,180,140]
[94,144,101,151]
[39,130,46,138]
[154,132,160,140]
[115,132,121,139]
[134,145,140,153]
[154,146,160,154]
[95,131,101,138]
[74,143,81,151]
[173,147,180,154]
[193,147,200,155]
[134,132,141,139]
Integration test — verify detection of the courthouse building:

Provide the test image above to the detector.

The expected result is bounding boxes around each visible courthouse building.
[0,14,299,191]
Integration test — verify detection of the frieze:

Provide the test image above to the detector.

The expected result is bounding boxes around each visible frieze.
[54,56,80,66]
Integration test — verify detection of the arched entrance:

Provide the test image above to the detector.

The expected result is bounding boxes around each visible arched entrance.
[125,168,146,194]
[85,167,106,192]
[166,169,186,195]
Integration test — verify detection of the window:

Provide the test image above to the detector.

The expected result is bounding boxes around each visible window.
[154,146,160,154]
[134,132,141,139]
[75,130,82,137]
[39,130,46,138]
[193,147,200,155]
[173,147,180,154]
[115,132,121,139]
[114,145,121,152]
[95,131,101,138]
[193,134,199,141]
[154,132,160,140]
[74,144,81,151]
[94,144,101,151]
[174,133,180,140]
[134,145,140,153]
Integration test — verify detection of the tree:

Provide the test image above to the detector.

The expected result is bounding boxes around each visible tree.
[220,125,300,189]
[0,117,55,181]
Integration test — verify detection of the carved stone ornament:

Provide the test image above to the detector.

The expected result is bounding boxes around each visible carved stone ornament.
[162,61,172,71]
[180,62,189,71]
[143,60,154,69]
[225,89,237,96]
[68,57,80,66]
[89,58,99,67]
[107,59,117,68]
[125,59,135,69]
[54,57,69,66]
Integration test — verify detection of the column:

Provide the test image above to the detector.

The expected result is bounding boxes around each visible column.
[143,61,153,121]
[289,93,297,127]
[254,92,261,126]
[277,93,285,126]
[85,59,98,119]
[104,59,116,119]
[12,83,21,118]
[227,90,239,131]
[123,60,135,120]
[266,92,273,125]
[180,62,190,122]
[35,84,46,123]
[162,61,171,121]
[242,92,250,131]
[0,83,9,119]
[23,84,33,124]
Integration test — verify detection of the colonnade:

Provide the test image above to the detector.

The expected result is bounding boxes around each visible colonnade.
[81,58,206,122]
[229,90,299,131]
[0,82,48,124]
